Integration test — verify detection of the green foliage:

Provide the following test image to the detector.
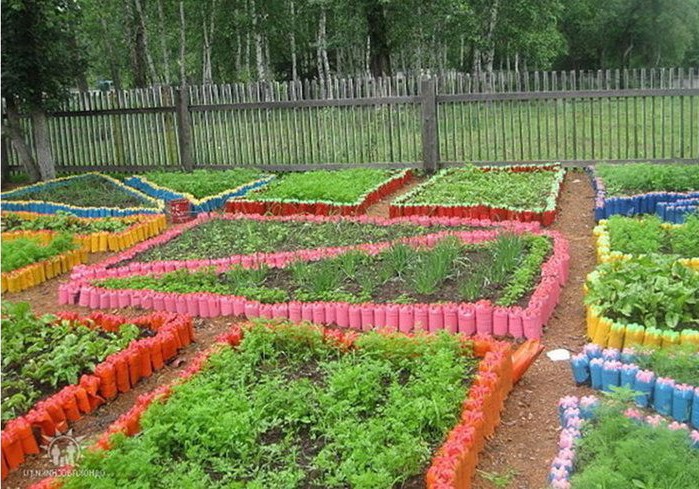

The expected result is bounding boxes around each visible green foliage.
[59,323,477,489]
[100,234,551,306]
[403,166,559,211]
[143,169,268,199]
[606,214,699,258]
[635,344,699,386]
[585,256,699,331]
[247,169,393,204]
[597,163,699,196]
[4,175,158,208]
[1,233,76,272]
[571,400,699,488]
[1,301,141,422]
[1,211,128,234]
[130,218,471,263]
[1,0,86,110]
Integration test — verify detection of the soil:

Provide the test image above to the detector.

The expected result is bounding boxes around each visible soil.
[3,170,597,489]
[366,176,425,217]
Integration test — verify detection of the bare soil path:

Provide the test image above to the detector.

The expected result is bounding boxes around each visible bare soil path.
[4,171,598,488]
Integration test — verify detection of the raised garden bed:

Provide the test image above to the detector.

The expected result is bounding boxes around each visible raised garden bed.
[0,304,194,479]
[0,173,164,217]
[584,256,699,349]
[97,213,492,267]
[593,214,699,269]
[657,199,699,223]
[551,395,699,488]
[225,168,413,216]
[571,343,699,428]
[124,168,274,213]
[62,227,569,340]
[588,163,699,221]
[32,321,519,488]
[2,212,167,253]
[2,233,87,293]
[389,164,564,226]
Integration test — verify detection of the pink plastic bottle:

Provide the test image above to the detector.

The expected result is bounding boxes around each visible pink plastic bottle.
[360,306,374,331]
[220,297,234,316]
[475,300,493,335]
[186,295,199,316]
[348,305,362,329]
[428,306,444,332]
[398,305,414,333]
[272,303,288,319]
[312,303,326,324]
[443,304,458,333]
[414,304,429,332]
[244,301,260,319]
[198,295,210,317]
[508,307,524,338]
[208,296,221,317]
[373,305,387,329]
[386,304,399,331]
[301,303,314,322]
[493,307,509,336]
[457,304,476,335]
[289,302,302,323]
[324,302,337,324]
[523,306,542,339]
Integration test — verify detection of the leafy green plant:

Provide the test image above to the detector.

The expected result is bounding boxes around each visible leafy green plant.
[585,256,699,331]
[408,236,462,295]
[496,235,551,306]
[4,175,157,208]
[597,163,699,196]
[399,166,560,211]
[59,323,478,489]
[634,344,699,385]
[244,168,393,203]
[571,399,699,488]
[1,211,129,234]
[669,213,699,257]
[1,302,141,422]
[142,168,267,199]
[606,214,699,258]
[1,233,77,272]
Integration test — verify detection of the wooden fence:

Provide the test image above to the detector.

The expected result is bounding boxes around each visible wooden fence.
[3,70,699,175]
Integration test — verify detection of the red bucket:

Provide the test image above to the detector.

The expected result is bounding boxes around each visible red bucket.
[168,199,193,223]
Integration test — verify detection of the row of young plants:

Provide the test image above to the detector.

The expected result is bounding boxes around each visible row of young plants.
[0,303,195,479]
[389,164,564,225]
[2,212,167,254]
[32,321,519,489]
[1,234,87,293]
[96,234,551,307]
[1,173,164,217]
[124,168,274,213]
[551,393,699,488]
[225,169,413,216]
[588,163,699,221]
[117,213,476,263]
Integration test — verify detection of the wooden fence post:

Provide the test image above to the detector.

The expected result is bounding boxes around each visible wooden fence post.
[421,78,439,173]
[174,86,194,171]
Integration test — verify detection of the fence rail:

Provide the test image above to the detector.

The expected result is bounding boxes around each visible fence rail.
[3,72,699,175]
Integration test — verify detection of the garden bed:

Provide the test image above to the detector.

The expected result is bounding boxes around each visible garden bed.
[0,173,164,217]
[31,321,517,489]
[571,343,699,428]
[389,164,564,226]
[2,233,87,293]
[584,256,699,349]
[551,395,699,488]
[98,212,496,267]
[124,168,274,213]
[0,304,194,479]
[657,199,699,223]
[225,168,413,216]
[61,228,569,340]
[587,163,699,221]
[2,212,167,253]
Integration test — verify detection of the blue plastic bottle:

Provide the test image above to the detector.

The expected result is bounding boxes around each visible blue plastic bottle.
[589,358,604,390]
[570,354,590,385]
[633,370,655,408]
[653,378,675,417]
[671,384,694,423]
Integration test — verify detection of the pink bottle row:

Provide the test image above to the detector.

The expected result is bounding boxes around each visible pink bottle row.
[60,231,569,340]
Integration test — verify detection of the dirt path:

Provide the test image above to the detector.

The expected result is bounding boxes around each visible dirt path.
[472,171,597,489]
[4,173,598,488]
[366,176,425,217]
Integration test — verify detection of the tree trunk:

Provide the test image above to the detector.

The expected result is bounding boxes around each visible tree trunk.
[157,0,172,84]
[365,2,390,76]
[316,9,328,79]
[472,47,482,74]
[179,1,187,85]
[133,0,159,83]
[3,100,41,182]
[126,0,148,87]
[251,0,265,80]
[99,14,122,89]
[30,109,55,180]
[483,0,500,73]
[202,0,217,85]
[290,0,298,80]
